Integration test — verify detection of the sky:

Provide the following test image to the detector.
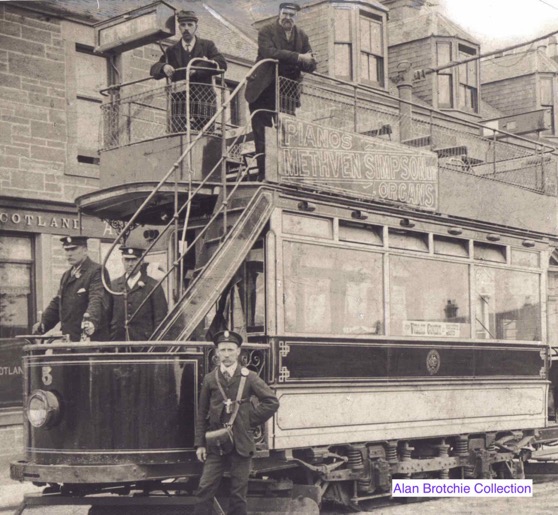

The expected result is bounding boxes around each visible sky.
[439,0,558,50]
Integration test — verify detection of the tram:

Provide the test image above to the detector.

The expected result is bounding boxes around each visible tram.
[11,55,558,512]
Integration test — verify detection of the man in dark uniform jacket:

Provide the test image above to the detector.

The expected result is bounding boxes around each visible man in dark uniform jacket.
[247,2,317,180]
[194,331,279,515]
[33,236,111,342]
[150,10,227,132]
[110,246,168,341]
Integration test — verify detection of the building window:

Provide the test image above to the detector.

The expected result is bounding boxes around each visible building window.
[436,40,479,113]
[359,13,384,86]
[333,8,385,87]
[225,81,241,127]
[436,41,453,108]
[75,45,108,164]
[0,235,34,339]
[334,8,353,80]
[458,44,478,113]
[540,76,555,135]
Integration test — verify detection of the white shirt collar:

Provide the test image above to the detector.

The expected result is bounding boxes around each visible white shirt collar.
[126,271,141,289]
[182,37,196,52]
[220,362,238,376]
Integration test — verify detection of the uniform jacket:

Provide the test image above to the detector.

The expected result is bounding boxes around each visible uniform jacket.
[150,37,227,83]
[247,20,315,104]
[195,365,279,457]
[110,273,168,341]
[41,256,112,342]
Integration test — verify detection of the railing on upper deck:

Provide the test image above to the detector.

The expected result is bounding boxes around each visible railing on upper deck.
[279,75,557,195]
[100,62,235,151]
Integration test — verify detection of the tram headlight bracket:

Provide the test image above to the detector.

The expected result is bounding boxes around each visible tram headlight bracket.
[26,390,61,429]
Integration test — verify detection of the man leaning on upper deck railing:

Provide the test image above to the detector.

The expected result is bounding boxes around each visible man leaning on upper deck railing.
[246,2,317,181]
[150,10,227,132]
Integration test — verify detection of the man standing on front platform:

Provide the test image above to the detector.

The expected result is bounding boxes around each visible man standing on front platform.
[33,236,112,342]
[193,330,279,515]
[247,2,317,181]
[110,246,168,341]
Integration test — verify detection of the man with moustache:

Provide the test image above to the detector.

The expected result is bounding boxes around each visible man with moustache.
[193,330,279,515]
[247,2,317,180]
[150,10,227,132]
[33,236,111,342]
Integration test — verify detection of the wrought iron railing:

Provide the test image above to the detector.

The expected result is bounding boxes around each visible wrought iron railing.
[100,63,234,151]
[279,75,557,195]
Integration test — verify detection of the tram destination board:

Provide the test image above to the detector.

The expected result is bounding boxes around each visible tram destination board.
[277,116,439,210]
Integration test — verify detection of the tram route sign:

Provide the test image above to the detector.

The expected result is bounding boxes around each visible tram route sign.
[276,116,439,210]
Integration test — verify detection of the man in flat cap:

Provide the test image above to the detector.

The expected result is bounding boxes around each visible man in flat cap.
[194,330,279,515]
[110,246,168,341]
[247,2,317,180]
[33,236,112,342]
[150,10,227,132]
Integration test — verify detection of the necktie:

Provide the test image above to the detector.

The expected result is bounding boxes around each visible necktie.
[222,369,231,382]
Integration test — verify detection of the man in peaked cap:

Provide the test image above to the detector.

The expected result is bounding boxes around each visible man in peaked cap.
[246,2,317,181]
[110,246,168,341]
[194,330,279,515]
[33,236,112,342]
[150,9,227,132]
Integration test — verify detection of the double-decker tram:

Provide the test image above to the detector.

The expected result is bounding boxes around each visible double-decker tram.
[11,57,558,513]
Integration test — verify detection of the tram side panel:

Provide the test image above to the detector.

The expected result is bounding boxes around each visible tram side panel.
[265,203,550,451]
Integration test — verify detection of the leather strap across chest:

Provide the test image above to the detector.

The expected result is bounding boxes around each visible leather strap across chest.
[216,372,247,427]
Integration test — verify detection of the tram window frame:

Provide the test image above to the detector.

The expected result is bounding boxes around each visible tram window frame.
[389,253,472,338]
[473,242,506,263]
[282,212,333,240]
[474,265,541,341]
[339,220,383,246]
[281,239,385,336]
[433,235,469,258]
[388,228,429,252]
[510,248,540,269]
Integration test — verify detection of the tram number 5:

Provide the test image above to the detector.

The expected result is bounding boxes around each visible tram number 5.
[42,366,53,386]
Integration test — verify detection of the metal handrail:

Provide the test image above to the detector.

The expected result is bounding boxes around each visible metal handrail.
[101,59,278,300]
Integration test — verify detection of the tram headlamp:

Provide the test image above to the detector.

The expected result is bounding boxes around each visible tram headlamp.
[26,390,60,429]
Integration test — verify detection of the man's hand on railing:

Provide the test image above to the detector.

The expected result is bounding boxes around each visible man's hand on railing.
[298,52,317,66]
[163,64,175,78]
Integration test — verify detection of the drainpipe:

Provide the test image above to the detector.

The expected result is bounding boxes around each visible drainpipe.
[396,61,413,143]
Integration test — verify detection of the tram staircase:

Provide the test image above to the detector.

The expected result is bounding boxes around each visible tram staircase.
[103,61,280,344]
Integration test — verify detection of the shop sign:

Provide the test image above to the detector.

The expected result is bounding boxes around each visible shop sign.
[0,207,114,237]
[278,116,438,210]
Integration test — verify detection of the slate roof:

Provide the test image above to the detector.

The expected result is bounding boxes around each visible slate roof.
[388,10,480,47]
[482,48,558,83]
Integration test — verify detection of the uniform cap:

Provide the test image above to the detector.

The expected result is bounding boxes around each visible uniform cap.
[213,330,243,347]
[176,10,198,22]
[60,236,88,248]
[279,2,301,11]
[120,246,143,259]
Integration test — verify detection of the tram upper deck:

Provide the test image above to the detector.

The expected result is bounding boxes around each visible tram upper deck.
[79,67,558,236]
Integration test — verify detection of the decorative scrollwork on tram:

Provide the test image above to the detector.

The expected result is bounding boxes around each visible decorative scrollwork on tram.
[279,341,290,357]
[426,349,441,376]
[279,366,290,383]
[240,349,266,378]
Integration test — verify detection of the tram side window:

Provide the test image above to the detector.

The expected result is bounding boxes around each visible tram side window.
[389,256,471,337]
[475,267,541,340]
[283,242,383,335]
